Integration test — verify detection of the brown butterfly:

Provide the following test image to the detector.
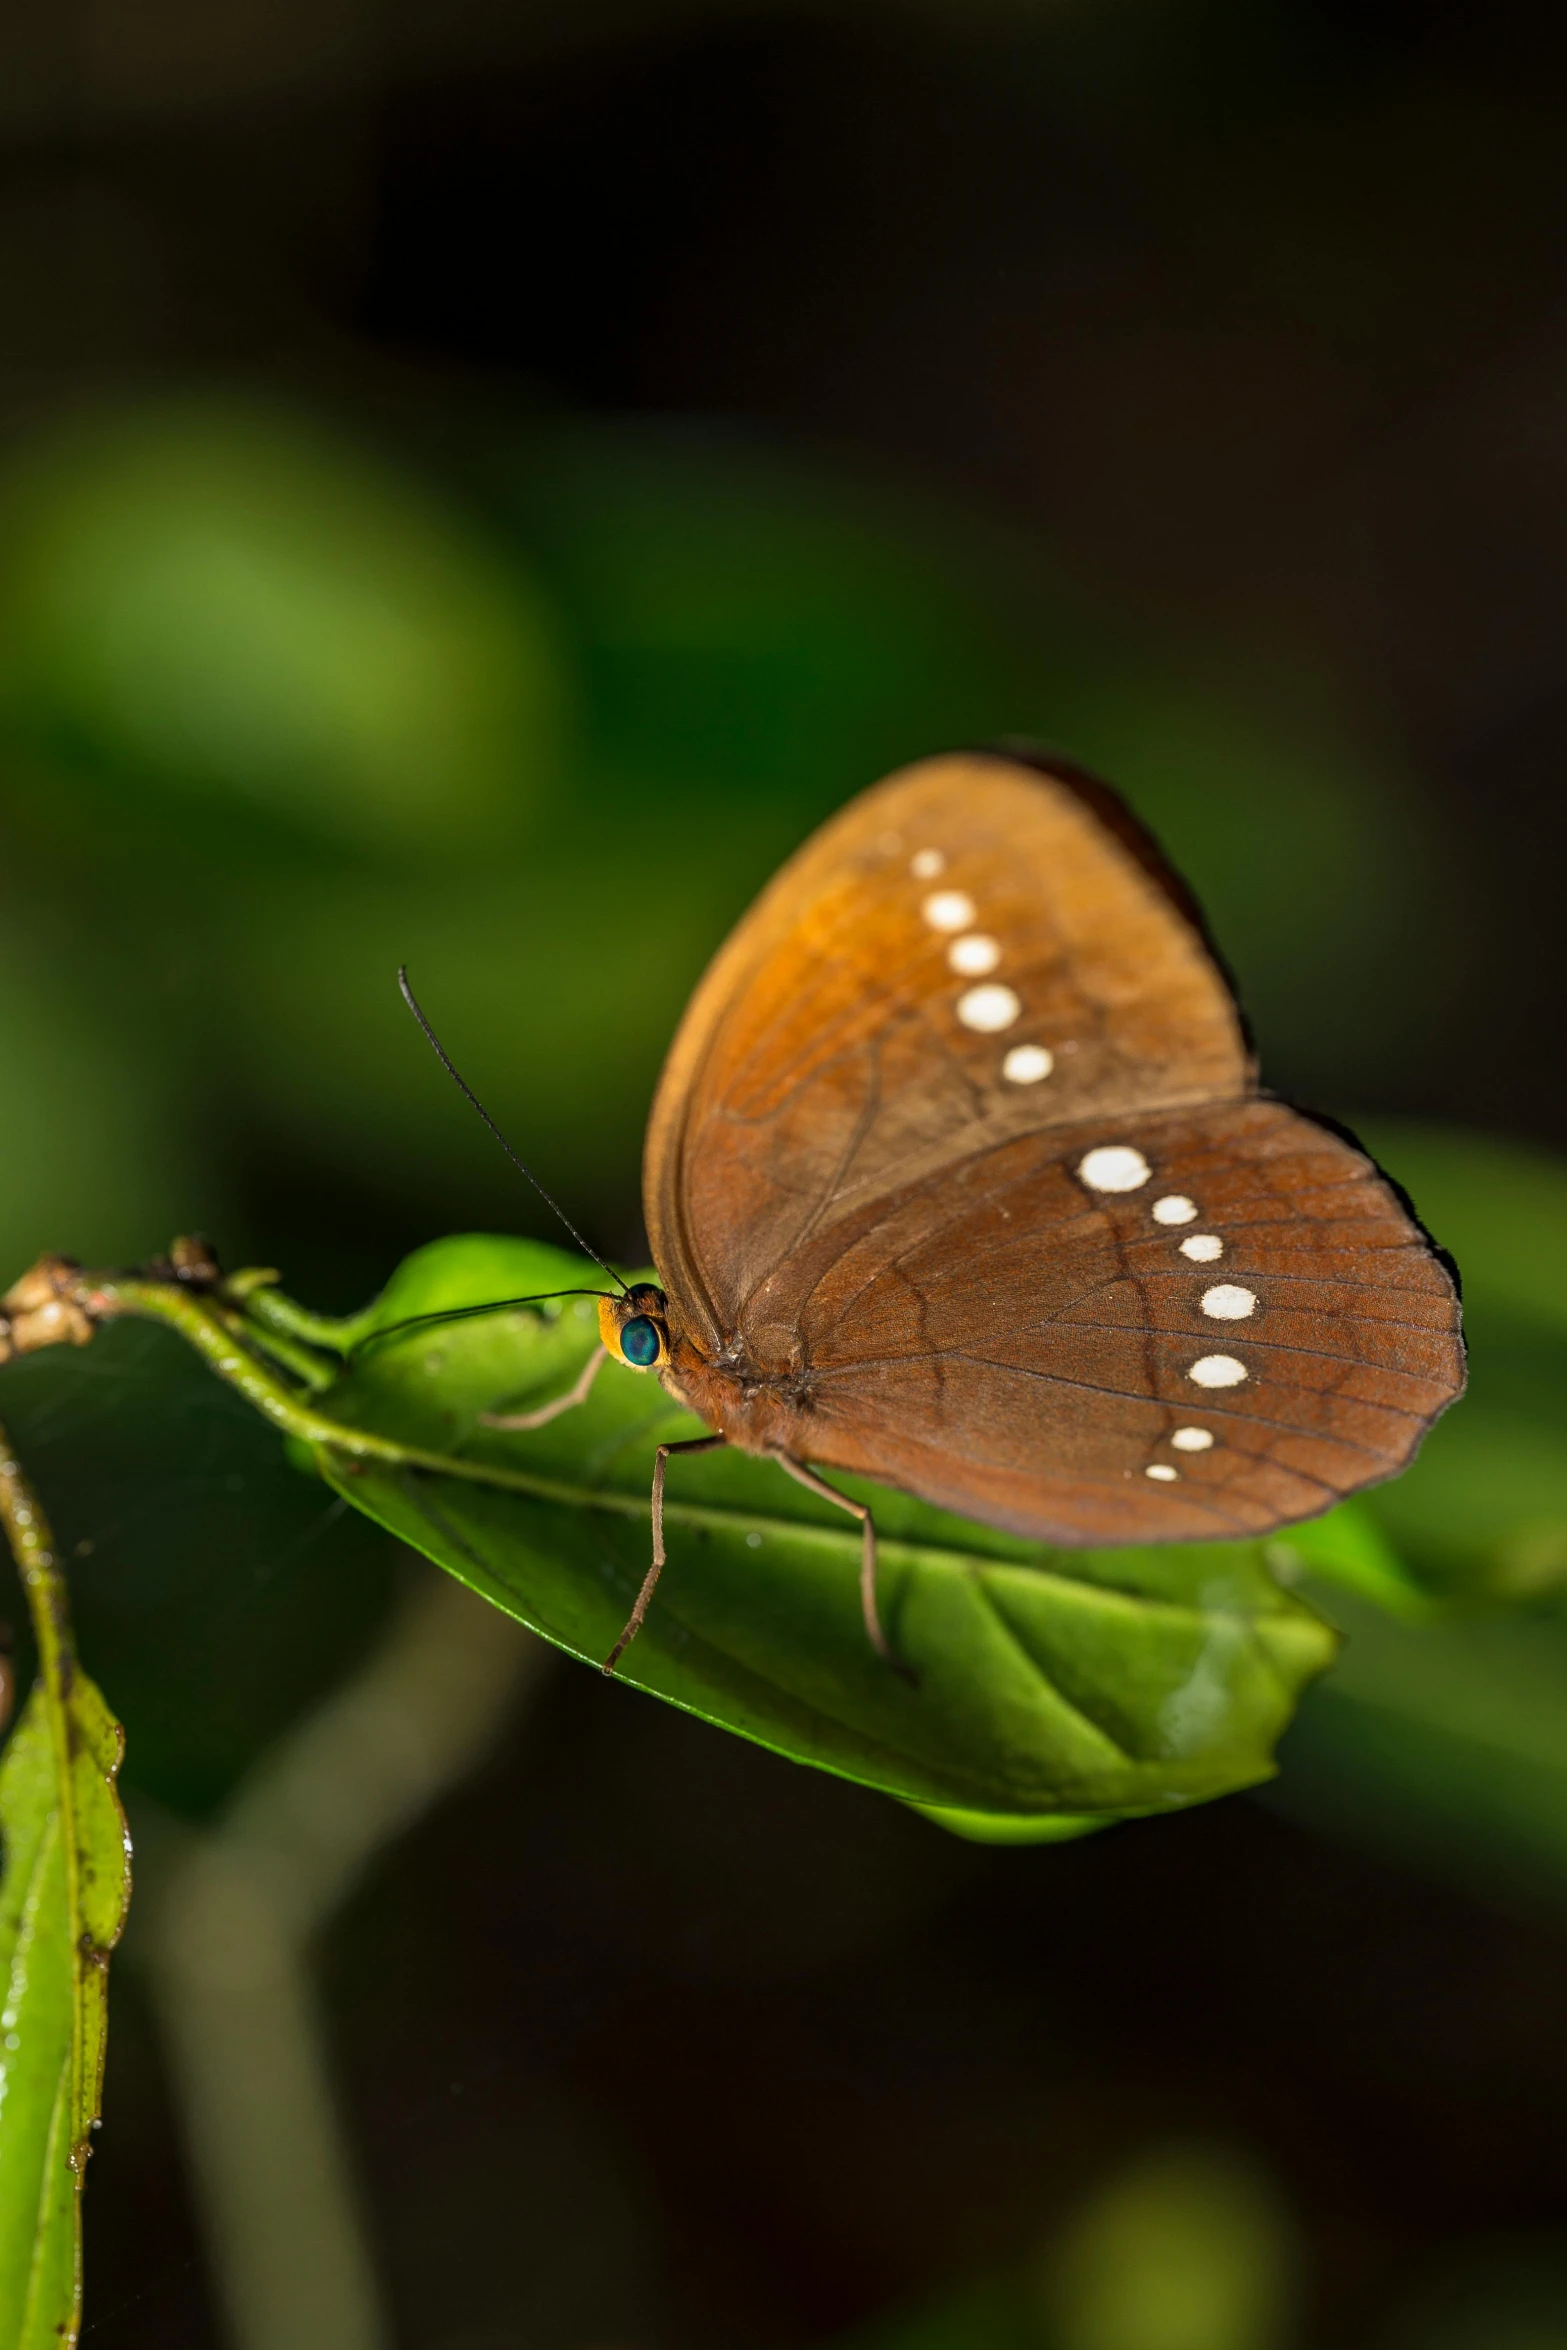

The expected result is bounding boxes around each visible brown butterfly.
[412,748,1465,1673]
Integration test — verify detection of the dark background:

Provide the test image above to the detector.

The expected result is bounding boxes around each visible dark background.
[5,3,1567,2345]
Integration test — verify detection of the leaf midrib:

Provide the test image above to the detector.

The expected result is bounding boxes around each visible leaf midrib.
[345,1439,1281,1628]
[335,1463,1298,1816]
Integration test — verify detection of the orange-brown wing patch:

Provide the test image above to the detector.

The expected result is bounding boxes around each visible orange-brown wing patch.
[646,751,1250,1348]
[742,1099,1463,1545]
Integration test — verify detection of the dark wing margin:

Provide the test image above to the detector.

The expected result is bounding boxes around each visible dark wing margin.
[988,739,1256,1060]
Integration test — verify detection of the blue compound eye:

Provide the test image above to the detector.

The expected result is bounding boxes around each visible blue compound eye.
[620,1315,661,1368]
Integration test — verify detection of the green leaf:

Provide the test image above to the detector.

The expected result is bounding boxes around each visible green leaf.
[1035,2143,1295,2350]
[1344,1122,1567,1606]
[1276,1591,1567,1912]
[1354,1121,1567,1341]
[907,1491,1427,1834]
[0,398,567,856]
[308,1234,1336,1823]
[832,2141,1295,2350]
[0,1669,129,2350]
[1263,1501,1436,1622]
[902,1803,1116,1846]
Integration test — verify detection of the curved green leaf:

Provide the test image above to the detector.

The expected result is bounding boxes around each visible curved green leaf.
[308,1235,1336,1823]
[1263,1501,1435,1622]
[0,1670,128,2349]
[905,1803,1115,1846]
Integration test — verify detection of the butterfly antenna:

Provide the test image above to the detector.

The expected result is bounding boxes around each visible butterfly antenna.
[354,1288,612,1358]
[397,967,629,1297]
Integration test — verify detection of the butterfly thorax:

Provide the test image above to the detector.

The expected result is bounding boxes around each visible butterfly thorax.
[662,1331,817,1458]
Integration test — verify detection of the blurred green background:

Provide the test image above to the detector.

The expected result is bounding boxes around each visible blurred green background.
[6,1,1567,2345]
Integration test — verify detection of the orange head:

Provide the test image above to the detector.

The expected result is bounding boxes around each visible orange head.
[597,1283,672,1371]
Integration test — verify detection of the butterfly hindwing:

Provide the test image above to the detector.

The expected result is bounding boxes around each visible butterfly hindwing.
[752,1099,1459,1543]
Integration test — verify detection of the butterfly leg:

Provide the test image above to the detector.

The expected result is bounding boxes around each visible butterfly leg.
[480,1345,607,1431]
[603,1431,728,1676]
[768,1454,905,1674]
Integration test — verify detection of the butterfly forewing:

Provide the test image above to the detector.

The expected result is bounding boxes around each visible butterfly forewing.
[646,751,1463,1543]
[646,753,1249,1348]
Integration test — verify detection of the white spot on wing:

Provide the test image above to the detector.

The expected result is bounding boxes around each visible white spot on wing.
[1201,1284,1257,1321]
[957,983,1020,1032]
[948,932,1001,975]
[1189,1354,1248,1387]
[1180,1234,1224,1263]
[1171,1426,1214,1452]
[1145,1463,1179,1482]
[1078,1145,1151,1193]
[910,847,944,879]
[1002,1044,1053,1084]
[1152,1194,1198,1225]
[922,889,974,930]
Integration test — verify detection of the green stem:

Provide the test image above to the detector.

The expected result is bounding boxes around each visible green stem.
[86,1277,646,1510]
[82,1273,844,1549]
[90,1278,423,1463]
[0,1420,76,1706]
[217,1308,337,1394]
[231,1282,380,1358]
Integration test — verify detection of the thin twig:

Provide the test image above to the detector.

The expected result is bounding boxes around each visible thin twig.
[130,1566,550,2350]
